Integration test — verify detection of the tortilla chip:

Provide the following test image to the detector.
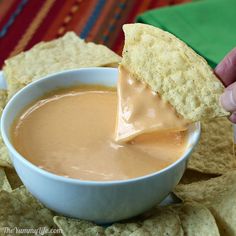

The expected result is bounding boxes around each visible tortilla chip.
[121,23,228,121]
[174,171,236,236]
[188,117,235,174]
[53,216,104,236]
[141,207,183,236]
[0,89,7,116]
[4,167,23,189]
[105,222,142,235]
[54,206,184,236]
[0,167,12,192]
[0,90,13,168]
[0,190,56,234]
[3,32,121,99]
[12,186,45,210]
[171,202,220,236]
[180,169,219,185]
[105,203,219,235]
[0,135,12,168]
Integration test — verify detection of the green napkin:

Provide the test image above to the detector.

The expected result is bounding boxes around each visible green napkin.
[137,0,236,68]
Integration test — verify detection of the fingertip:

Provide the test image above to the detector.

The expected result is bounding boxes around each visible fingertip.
[219,83,236,112]
[220,90,232,112]
[229,112,236,124]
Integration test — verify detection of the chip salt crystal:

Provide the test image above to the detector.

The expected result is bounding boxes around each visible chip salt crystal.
[121,23,228,121]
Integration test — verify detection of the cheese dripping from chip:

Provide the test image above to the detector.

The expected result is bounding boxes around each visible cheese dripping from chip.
[115,66,189,142]
[120,24,228,122]
[115,23,229,142]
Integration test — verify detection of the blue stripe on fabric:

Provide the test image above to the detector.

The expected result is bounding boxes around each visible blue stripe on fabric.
[80,0,106,39]
[102,35,108,41]
[0,0,28,38]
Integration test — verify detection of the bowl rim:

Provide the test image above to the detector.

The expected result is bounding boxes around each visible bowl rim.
[1,67,201,186]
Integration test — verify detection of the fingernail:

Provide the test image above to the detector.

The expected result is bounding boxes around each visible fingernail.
[220,89,236,112]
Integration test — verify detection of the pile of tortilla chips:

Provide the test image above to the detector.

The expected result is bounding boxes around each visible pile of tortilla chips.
[0,30,236,236]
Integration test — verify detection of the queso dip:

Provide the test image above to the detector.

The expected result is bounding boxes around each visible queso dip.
[11,84,188,181]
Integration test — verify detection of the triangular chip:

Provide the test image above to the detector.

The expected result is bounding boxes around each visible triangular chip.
[0,90,12,168]
[106,207,184,235]
[0,135,12,168]
[12,186,47,210]
[188,117,235,174]
[54,206,184,236]
[4,167,23,189]
[140,207,184,236]
[12,186,56,226]
[53,216,104,236]
[174,171,236,236]
[171,202,220,236]
[0,89,7,116]
[0,190,56,234]
[121,23,228,121]
[179,169,218,185]
[0,167,12,192]
[3,32,121,99]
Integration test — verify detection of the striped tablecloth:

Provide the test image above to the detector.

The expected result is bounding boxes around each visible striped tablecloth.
[0,0,189,69]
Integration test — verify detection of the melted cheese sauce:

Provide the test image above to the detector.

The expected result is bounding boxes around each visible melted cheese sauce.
[115,67,189,142]
[11,86,188,181]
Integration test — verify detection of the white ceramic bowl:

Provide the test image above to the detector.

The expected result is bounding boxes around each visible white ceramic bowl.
[1,68,200,223]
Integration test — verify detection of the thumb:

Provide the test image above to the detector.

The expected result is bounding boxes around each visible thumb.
[215,47,236,86]
[220,82,236,112]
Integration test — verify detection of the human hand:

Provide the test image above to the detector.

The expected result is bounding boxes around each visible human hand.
[215,48,236,123]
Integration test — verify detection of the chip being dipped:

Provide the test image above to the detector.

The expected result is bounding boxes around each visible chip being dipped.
[115,23,228,142]
[115,66,189,142]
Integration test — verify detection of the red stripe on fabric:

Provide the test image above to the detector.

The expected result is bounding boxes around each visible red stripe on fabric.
[0,0,45,68]
[0,0,20,30]
[173,0,191,5]
[111,0,190,54]
[0,0,16,23]
[92,0,118,44]
[106,0,138,50]
[41,0,79,41]
[147,0,164,9]
[26,0,65,49]
[96,0,127,45]
[86,0,115,42]
[0,0,12,18]
[69,0,98,36]
[105,0,147,50]
[156,0,173,8]
[0,0,192,68]
[111,0,151,54]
